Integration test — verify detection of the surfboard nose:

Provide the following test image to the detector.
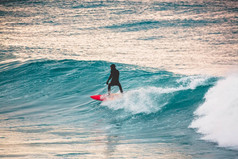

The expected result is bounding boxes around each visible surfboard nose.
[90,95,103,101]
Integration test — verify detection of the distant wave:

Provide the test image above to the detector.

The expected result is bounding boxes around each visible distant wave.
[103,18,221,32]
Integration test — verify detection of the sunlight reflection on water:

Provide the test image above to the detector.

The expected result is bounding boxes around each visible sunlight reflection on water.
[0,0,237,76]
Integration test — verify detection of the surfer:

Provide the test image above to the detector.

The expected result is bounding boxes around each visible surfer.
[106,64,123,95]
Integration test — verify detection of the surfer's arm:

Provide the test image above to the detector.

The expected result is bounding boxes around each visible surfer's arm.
[106,74,112,85]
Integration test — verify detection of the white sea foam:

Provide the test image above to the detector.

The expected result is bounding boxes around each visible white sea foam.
[101,75,209,114]
[101,87,171,114]
[190,74,238,150]
[176,75,210,90]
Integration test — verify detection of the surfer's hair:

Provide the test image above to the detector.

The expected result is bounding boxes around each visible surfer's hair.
[110,64,116,68]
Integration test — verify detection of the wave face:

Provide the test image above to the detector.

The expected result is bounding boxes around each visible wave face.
[1,60,238,158]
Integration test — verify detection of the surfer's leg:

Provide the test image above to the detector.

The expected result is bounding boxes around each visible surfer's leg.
[108,83,112,95]
[118,83,123,93]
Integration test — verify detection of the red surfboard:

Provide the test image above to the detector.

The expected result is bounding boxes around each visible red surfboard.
[90,94,122,101]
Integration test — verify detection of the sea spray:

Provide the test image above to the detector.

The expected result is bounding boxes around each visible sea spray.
[101,75,211,114]
[190,74,238,150]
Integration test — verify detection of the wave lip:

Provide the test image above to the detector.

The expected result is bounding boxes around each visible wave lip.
[190,74,238,150]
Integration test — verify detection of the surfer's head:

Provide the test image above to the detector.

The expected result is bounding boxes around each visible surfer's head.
[110,64,116,69]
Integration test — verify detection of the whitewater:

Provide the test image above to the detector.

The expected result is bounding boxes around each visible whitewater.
[0,0,238,158]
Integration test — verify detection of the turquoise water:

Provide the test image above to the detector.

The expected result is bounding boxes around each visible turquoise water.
[0,60,238,158]
[0,0,238,158]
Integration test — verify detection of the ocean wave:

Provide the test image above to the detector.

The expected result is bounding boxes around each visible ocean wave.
[3,60,236,158]
[0,60,213,117]
[190,73,238,150]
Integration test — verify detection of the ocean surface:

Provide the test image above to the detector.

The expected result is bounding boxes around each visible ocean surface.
[0,0,238,158]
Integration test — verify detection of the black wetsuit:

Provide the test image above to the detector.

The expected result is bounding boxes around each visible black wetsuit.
[106,68,123,94]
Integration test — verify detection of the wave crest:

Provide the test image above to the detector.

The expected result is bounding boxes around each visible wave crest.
[190,74,238,150]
